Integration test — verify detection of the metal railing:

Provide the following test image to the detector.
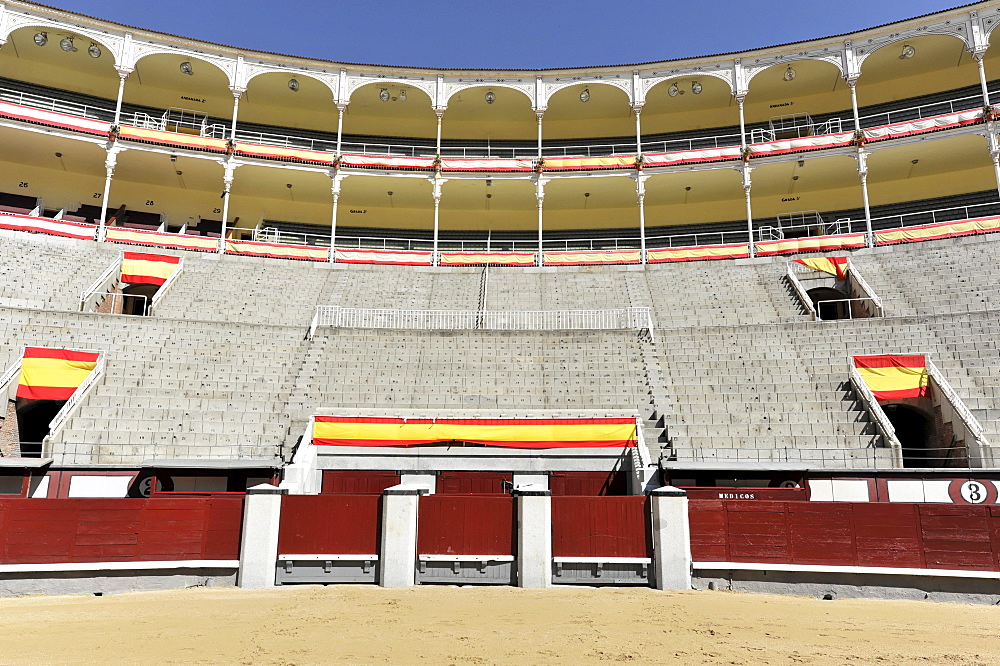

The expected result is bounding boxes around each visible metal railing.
[757,218,852,241]
[857,89,990,129]
[147,256,184,315]
[848,362,904,467]
[673,445,968,468]
[79,257,122,312]
[43,351,105,444]
[785,264,818,319]
[310,306,655,338]
[45,440,283,465]
[869,201,1000,232]
[631,418,658,493]
[845,260,885,317]
[926,359,989,467]
[0,86,114,121]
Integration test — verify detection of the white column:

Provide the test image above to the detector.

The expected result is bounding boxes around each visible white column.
[649,486,691,591]
[514,487,551,588]
[97,149,119,242]
[229,88,243,140]
[847,77,861,131]
[219,161,236,252]
[735,93,747,148]
[112,69,130,127]
[435,109,444,156]
[975,52,992,107]
[329,174,342,262]
[742,166,755,258]
[857,148,874,248]
[535,109,544,160]
[432,177,442,265]
[379,485,426,587]
[335,103,347,157]
[636,174,647,263]
[535,179,545,266]
[237,483,286,589]
[633,104,643,155]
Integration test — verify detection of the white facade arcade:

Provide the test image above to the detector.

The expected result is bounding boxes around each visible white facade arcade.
[3,1,1000,262]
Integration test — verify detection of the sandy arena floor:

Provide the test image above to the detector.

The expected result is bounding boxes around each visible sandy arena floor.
[0,585,997,665]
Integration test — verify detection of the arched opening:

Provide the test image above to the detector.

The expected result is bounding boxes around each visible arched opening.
[240,71,337,140]
[126,53,233,133]
[342,81,437,146]
[121,283,158,316]
[543,82,632,144]
[0,25,119,108]
[642,75,737,149]
[807,286,850,320]
[744,58,848,142]
[14,397,63,456]
[882,403,936,468]
[442,85,536,151]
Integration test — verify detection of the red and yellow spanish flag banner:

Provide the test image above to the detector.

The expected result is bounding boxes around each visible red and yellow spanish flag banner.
[16,347,100,401]
[853,355,929,400]
[794,256,849,280]
[120,252,180,286]
[313,416,637,449]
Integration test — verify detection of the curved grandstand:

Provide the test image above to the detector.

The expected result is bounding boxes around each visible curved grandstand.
[1,0,1000,598]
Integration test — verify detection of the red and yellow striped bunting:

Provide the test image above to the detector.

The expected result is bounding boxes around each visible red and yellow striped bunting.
[313,416,637,449]
[853,355,929,400]
[120,252,180,285]
[794,256,848,280]
[16,347,99,401]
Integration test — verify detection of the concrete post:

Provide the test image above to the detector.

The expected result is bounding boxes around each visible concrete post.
[514,486,551,588]
[237,483,287,589]
[379,485,428,587]
[649,486,691,591]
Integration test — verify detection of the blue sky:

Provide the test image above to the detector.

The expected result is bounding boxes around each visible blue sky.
[56,0,968,69]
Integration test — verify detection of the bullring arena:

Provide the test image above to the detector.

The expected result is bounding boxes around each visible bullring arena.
[2,0,1000,662]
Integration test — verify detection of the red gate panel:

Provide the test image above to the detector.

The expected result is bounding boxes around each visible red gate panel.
[417,495,514,555]
[551,496,650,558]
[278,494,380,555]
[436,472,513,495]
[0,496,243,564]
[689,500,1000,571]
[549,471,628,496]
[321,471,400,494]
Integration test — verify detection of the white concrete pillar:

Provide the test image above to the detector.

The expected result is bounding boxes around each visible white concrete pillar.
[97,149,119,242]
[219,162,236,252]
[650,486,691,591]
[633,104,643,155]
[399,473,436,493]
[976,53,992,108]
[228,88,243,140]
[379,485,427,587]
[857,149,874,248]
[742,166,755,258]
[237,483,286,589]
[535,179,545,266]
[112,69,130,127]
[335,103,347,157]
[514,486,551,588]
[434,109,444,156]
[329,174,342,262]
[535,109,544,160]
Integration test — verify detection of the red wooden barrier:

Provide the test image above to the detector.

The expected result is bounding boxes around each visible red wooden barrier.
[689,500,1000,571]
[0,496,243,564]
[321,471,400,494]
[417,495,514,555]
[549,471,628,496]
[551,496,650,558]
[436,472,512,495]
[278,494,380,555]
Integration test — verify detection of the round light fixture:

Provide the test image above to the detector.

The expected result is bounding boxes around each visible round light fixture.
[288,78,299,92]
[783,65,796,82]
[691,81,703,95]
[398,89,407,102]
[667,82,679,97]
[379,88,390,102]
[59,36,77,52]
[899,44,916,60]
[33,32,48,46]
[179,61,194,75]
[485,90,496,104]
[579,88,590,103]
[88,43,101,58]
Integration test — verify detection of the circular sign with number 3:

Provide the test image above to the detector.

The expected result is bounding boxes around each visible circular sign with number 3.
[948,479,998,505]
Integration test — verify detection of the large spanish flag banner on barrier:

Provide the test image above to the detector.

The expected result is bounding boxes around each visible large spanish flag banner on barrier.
[756,232,866,256]
[105,227,219,252]
[853,355,929,400]
[120,252,180,285]
[875,216,1000,245]
[542,250,641,265]
[794,256,849,280]
[313,416,637,449]
[16,347,100,401]
[647,243,749,263]
[225,239,328,262]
